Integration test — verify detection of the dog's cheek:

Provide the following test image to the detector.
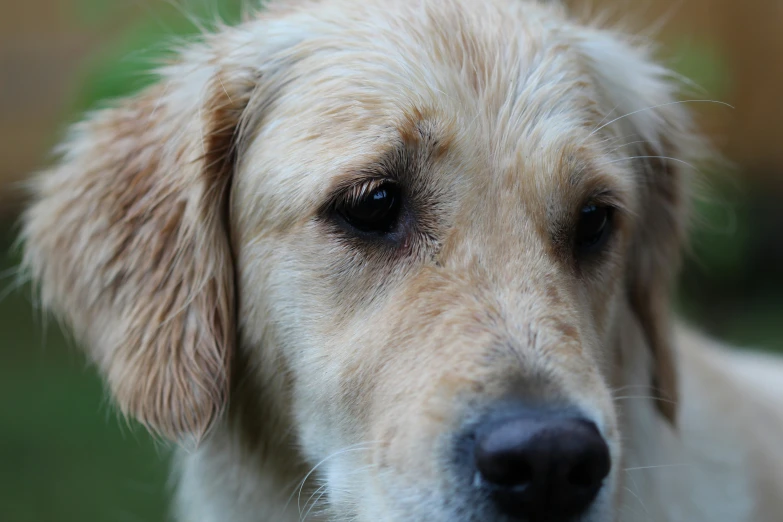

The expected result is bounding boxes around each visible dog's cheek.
[232,231,346,452]
[588,282,627,381]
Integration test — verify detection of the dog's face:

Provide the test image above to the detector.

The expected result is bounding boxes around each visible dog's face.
[23,0,702,520]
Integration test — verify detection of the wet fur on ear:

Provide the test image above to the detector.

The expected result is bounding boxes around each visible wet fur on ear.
[575,28,709,424]
[21,38,261,442]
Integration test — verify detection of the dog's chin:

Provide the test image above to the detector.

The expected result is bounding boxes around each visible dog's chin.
[577,492,615,522]
[339,483,616,522]
[345,504,616,522]
[570,471,615,522]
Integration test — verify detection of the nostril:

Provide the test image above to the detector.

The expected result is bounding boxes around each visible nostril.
[476,454,533,488]
[504,461,533,487]
[564,425,612,490]
[568,457,598,488]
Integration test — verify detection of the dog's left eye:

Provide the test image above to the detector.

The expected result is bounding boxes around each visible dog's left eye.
[336,182,402,234]
[575,204,613,255]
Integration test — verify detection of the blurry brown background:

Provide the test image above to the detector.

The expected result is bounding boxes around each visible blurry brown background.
[3,0,783,210]
[1,1,782,521]
[1,1,139,214]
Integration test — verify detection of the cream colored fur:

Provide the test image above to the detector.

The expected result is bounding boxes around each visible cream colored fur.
[20,0,783,521]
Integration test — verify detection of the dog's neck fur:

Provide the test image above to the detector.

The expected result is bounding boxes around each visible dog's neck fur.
[613,309,756,522]
[173,346,310,522]
[174,426,307,522]
[171,311,756,522]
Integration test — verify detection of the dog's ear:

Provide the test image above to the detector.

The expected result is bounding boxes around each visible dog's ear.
[576,30,708,424]
[21,29,294,442]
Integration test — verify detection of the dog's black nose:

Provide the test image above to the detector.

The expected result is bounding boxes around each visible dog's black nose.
[472,412,611,520]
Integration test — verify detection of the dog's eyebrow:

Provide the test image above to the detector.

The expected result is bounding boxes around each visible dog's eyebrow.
[399,116,452,161]
[316,141,414,214]
[325,116,450,198]
[328,141,412,189]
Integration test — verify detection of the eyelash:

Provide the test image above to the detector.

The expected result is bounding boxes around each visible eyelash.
[341,178,389,205]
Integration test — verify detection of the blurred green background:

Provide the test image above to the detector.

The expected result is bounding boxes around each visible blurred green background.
[1,0,782,521]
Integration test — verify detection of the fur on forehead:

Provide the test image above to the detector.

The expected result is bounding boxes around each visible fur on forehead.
[233,0,655,231]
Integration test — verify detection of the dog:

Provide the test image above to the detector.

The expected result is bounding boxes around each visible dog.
[20,0,783,520]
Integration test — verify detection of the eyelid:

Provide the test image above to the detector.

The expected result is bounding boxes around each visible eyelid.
[326,176,396,210]
[582,190,626,215]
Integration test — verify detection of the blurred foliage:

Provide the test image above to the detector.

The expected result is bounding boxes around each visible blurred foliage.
[71,0,246,114]
[669,39,732,99]
[1,2,782,521]
[0,226,170,522]
[679,179,783,349]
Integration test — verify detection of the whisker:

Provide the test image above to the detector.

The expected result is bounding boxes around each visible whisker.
[625,463,690,472]
[301,483,328,521]
[284,441,380,516]
[587,99,733,139]
[613,395,677,405]
[611,384,668,394]
[605,139,650,155]
[623,469,650,520]
[592,101,622,135]
[599,155,699,173]
[622,485,650,521]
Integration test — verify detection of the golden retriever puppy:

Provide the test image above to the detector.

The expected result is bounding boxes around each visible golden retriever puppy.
[20,0,783,520]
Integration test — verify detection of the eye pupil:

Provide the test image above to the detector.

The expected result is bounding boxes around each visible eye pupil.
[338,183,401,233]
[575,204,612,253]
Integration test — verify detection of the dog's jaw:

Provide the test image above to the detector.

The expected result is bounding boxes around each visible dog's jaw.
[173,425,309,522]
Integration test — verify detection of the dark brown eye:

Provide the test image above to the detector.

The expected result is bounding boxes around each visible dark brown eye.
[337,183,402,234]
[575,204,613,255]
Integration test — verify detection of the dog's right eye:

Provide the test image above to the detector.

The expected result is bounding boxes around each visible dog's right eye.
[336,182,402,234]
[575,203,614,256]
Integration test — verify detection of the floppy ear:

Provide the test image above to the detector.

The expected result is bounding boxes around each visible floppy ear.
[577,30,708,424]
[21,33,273,441]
